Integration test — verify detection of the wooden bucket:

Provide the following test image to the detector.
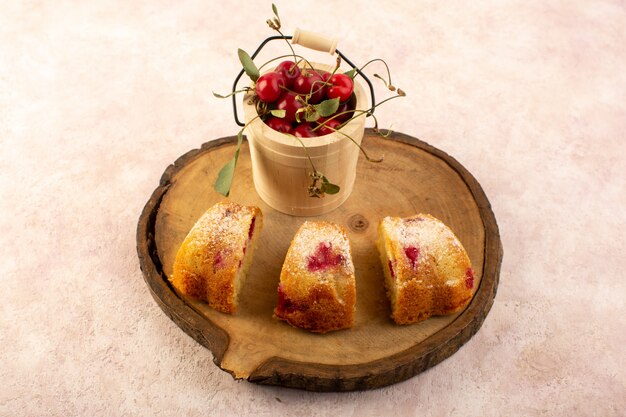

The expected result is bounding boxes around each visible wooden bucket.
[243,64,368,216]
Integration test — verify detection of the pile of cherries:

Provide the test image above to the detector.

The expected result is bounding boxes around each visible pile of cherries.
[255,60,356,138]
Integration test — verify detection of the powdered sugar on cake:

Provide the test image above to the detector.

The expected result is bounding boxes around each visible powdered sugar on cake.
[382,215,444,249]
[186,202,253,255]
[377,213,475,324]
[171,201,263,314]
[274,220,356,332]
[287,221,354,278]
[382,214,467,287]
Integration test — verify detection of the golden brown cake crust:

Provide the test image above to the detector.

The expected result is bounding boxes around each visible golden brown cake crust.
[274,221,356,333]
[170,200,262,314]
[378,214,476,325]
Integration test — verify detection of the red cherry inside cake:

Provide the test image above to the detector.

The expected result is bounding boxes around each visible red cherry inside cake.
[274,221,356,333]
[171,201,263,314]
[377,214,477,324]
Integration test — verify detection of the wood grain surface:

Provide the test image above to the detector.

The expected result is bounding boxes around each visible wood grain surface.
[136,129,502,391]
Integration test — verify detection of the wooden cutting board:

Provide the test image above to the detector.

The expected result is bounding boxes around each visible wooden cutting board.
[136,129,502,391]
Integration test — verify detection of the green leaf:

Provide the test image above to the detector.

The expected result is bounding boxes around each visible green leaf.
[324,184,340,194]
[315,97,340,117]
[305,109,320,122]
[214,159,236,197]
[321,182,340,194]
[238,49,259,82]
[270,109,286,118]
[214,130,244,196]
[344,68,356,79]
[272,3,279,20]
[321,176,340,194]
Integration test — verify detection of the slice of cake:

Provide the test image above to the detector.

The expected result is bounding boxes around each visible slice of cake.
[377,214,476,324]
[274,221,356,333]
[171,200,263,314]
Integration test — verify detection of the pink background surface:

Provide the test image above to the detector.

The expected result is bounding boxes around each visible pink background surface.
[1,1,624,415]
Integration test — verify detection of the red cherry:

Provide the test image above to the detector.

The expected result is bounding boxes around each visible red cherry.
[465,268,475,289]
[293,69,325,104]
[306,242,344,271]
[265,116,293,134]
[276,283,307,313]
[256,72,285,103]
[327,73,354,102]
[248,216,256,240]
[276,283,294,313]
[334,100,354,122]
[404,246,420,269]
[316,118,342,135]
[276,92,304,123]
[274,61,301,89]
[293,122,317,138]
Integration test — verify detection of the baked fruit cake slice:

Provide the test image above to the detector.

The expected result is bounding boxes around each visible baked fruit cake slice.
[171,200,263,314]
[274,221,356,333]
[377,214,476,324]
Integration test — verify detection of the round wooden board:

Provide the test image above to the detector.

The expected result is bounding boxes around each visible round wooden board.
[136,129,502,392]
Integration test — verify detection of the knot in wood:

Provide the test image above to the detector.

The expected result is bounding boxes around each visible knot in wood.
[348,214,369,233]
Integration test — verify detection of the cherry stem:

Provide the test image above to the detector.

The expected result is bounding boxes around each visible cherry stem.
[289,132,340,197]
[358,58,394,89]
[331,123,384,163]
[364,92,405,115]
[257,54,323,77]
[307,56,341,99]
[213,87,251,99]
[290,134,318,173]
[274,28,299,65]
